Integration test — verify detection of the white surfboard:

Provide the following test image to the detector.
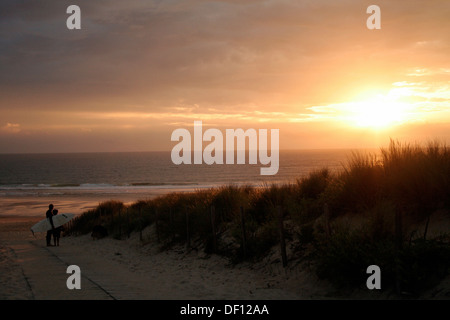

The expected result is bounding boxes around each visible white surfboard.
[31,213,75,234]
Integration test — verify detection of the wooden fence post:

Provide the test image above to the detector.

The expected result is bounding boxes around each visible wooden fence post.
[324,202,331,236]
[139,206,143,242]
[186,207,191,250]
[110,207,114,234]
[126,207,130,238]
[155,208,160,243]
[240,206,247,259]
[170,208,175,241]
[423,214,430,240]
[278,206,287,268]
[395,209,403,294]
[118,208,122,239]
[210,205,217,253]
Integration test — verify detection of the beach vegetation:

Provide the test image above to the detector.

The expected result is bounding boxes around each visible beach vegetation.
[65,140,450,296]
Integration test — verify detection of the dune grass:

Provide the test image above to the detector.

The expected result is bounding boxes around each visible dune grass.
[65,140,450,296]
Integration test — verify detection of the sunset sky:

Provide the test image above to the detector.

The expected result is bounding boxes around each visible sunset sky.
[1,0,449,153]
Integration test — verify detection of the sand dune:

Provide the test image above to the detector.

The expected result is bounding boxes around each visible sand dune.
[0,216,448,300]
[0,216,322,300]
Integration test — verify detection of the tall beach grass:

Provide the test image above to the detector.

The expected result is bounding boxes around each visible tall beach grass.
[65,140,450,296]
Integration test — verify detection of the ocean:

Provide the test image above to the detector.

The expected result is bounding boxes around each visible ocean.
[0,150,360,216]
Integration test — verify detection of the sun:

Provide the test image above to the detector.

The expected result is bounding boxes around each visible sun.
[346,93,411,129]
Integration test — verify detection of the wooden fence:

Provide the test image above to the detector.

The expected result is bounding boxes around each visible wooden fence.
[64,203,315,268]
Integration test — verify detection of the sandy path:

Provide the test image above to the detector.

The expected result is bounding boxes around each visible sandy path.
[2,216,448,300]
[0,216,321,300]
[0,217,112,299]
[38,235,310,300]
[6,241,114,300]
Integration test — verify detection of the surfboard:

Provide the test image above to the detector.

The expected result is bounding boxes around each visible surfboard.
[31,213,75,234]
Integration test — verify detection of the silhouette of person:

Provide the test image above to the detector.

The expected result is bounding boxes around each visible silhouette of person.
[52,209,62,246]
[46,204,55,246]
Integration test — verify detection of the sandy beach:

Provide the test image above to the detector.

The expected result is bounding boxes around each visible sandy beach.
[0,215,448,301]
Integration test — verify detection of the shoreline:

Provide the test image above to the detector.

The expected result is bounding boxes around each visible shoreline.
[0,188,190,218]
[0,183,266,218]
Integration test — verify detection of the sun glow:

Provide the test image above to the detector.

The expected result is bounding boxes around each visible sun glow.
[346,93,413,129]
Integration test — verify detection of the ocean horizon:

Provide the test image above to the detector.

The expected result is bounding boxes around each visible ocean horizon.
[0,149,375,217]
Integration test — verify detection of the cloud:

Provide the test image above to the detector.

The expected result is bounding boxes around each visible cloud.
[1,122,21,133]
[1,0,447,109]
[0,0,449,152]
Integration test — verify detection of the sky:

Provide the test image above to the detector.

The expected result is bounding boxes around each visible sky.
[1,0,449,153]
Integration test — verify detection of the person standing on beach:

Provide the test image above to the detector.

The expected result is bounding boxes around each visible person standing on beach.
[46,204,55,246]
[52,209,62,246]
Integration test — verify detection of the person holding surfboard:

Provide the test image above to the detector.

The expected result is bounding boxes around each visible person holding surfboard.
[31,209,75,237]
[52,209,63,246]
[46,204,55,246]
